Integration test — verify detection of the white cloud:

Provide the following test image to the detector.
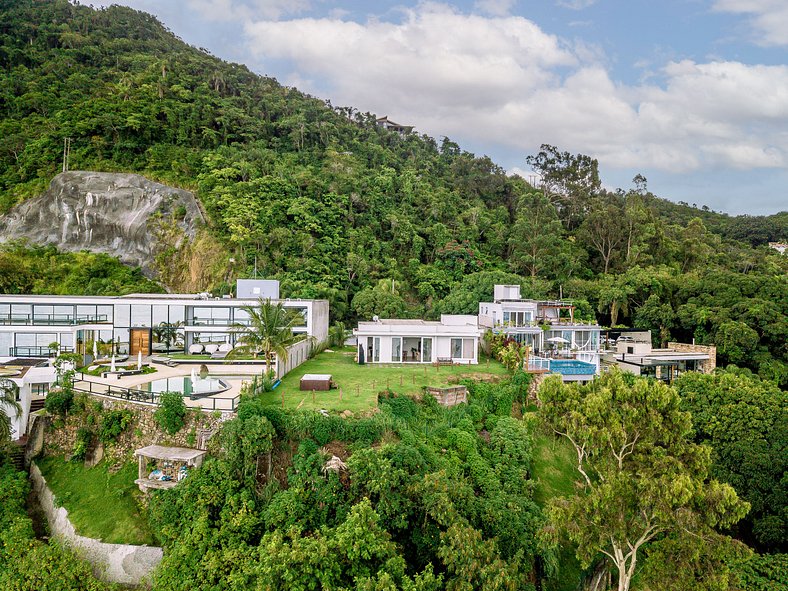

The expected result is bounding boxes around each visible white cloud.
[713,0,788,46]
[242,3,788,175]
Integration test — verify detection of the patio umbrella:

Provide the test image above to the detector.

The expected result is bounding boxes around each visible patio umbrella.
[547,336,570,344]
[191,366,197,383]
[137,350,143,370]
[92,340,98,359]
[110,355,116,372]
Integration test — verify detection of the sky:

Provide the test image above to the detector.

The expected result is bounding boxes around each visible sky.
[90,0,788,215]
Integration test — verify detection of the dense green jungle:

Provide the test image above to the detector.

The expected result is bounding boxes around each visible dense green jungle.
[0,1,786,590]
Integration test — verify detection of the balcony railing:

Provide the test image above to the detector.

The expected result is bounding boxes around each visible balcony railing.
[70,373,240,412]
[0,313,109,326]
[9,346,75,358]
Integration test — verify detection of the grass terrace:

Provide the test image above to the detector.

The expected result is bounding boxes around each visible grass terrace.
[37,457,155,546]
[258,347,509,413]
[527,415,584,591]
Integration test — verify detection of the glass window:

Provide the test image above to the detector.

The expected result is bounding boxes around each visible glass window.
[168,305,185,324]
[35,333,57,347]
[0,333,11,356]
[451,338,462,359]
[97,305,113,322]
[212,307,231,323]
[15,333,35,347]
[463,338,474,358]
[31,383,49,396]
[114,305,130,327]
[130,305,151,327]
[422,337,432,362]
[59,333,74,348]
[113,328,130,354]
[76,305,96,317]
[391,337,401,362]
[373,337,380,362]
[152,305,169,326]
[233,308,250,324]
[12,304,31,322]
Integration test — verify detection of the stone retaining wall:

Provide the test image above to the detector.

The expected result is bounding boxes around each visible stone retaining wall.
[30,463,163,586]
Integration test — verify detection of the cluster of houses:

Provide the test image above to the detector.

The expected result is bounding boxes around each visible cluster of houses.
[0,281,714,443]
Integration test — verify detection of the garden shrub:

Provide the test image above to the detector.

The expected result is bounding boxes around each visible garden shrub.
[44,387,73,417]
[98,409,134,443]
[155,392,187,435]
[71,428,92,462]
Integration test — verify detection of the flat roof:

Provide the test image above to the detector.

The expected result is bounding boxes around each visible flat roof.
[0,294,324,305]
[135,445,207,462]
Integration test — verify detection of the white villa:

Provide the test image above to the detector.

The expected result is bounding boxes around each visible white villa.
[0,358,56,442]
[0,280,328,359]
[479,285,602,380]
[354,315,480,365]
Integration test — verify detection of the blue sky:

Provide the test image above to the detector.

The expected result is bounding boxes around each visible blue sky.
[94,1,788,215]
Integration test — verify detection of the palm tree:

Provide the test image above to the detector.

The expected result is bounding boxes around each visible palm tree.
[0,378,21,443]
[229,299,303,374]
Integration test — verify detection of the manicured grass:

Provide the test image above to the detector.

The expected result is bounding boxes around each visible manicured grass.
[258,347,509,413]
[37,456,155,546]
[526,417,584,591]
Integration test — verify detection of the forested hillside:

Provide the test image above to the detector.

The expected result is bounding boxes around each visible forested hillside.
[1,0,786,384]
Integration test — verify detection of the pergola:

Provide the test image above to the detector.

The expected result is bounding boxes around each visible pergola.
[134,444,207,492]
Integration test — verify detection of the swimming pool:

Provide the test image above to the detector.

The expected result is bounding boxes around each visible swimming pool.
[137,376,240,397]
[548,359,597,375]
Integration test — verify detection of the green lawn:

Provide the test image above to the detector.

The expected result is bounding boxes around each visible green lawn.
[259,347,510,413]
[526,416,584,591]
[37,457,155,546]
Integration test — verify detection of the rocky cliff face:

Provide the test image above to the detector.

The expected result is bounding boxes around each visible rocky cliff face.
[0,171,204,275]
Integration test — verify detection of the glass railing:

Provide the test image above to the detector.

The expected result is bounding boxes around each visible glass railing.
[9,346,75,357]
[0,314,109,326]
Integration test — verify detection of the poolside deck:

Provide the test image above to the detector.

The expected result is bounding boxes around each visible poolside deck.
[72,359,268,411]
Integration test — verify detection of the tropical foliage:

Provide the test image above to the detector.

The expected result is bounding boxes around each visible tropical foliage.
[229,298,304,367]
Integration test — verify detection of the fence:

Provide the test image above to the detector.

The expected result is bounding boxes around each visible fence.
[70,373,240,412]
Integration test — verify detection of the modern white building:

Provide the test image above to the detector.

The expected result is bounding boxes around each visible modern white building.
[354,315,480,365]
[479,285,602,380]
[0,358,56,442]
[0,280,329,359]
[602,331,716,382]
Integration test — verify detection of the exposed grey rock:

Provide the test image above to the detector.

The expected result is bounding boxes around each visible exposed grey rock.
[0,171,204,275]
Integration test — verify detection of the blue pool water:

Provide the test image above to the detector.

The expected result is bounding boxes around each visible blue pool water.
[549,360,597,375]
[138,376,230,397]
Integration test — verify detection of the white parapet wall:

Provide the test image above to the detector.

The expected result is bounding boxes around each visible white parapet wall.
[29,463,163,586]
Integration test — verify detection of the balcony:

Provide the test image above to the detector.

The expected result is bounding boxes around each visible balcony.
[9,346,75,358]
[0,313,110,326]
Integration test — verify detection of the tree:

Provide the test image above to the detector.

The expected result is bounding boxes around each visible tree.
[0,379,21,443]
[539,370,748,591]
[525,144,601,229]
[675,369,788,552]
[351,279,409,320]
[508,190,579,281]
[578,196,627,274]
[328,321,346,348]
[229,298,303,370]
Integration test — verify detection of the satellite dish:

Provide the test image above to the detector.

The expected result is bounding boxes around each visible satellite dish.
[372,315,380,322]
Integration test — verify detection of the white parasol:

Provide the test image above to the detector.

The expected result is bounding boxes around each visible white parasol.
[547,336,570,344]
[137,350,143,370]
[92,340,98,358]
[110,355,116,372]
